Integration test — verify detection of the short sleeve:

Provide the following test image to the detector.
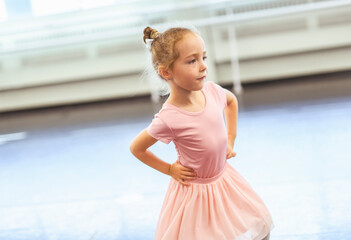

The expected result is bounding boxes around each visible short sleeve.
[146,114,175,144]
[211,82,228,109]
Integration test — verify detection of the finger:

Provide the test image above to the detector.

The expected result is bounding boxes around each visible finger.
[180,166,195,172]
[182,173,197,179]
[228,152,236,158]
[179,165,194,170]
[182,174,197,179]
[182,170,197,176]
[178,178,190,186]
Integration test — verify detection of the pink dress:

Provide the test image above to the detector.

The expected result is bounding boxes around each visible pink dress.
[147,81,274,240]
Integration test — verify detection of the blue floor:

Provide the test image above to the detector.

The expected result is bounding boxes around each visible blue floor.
[0,94,351,239]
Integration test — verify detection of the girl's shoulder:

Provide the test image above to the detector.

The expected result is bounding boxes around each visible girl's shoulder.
[204,81,221,98]
[205,81,228,109]
[205,80,221,92]
[152,103,179,119]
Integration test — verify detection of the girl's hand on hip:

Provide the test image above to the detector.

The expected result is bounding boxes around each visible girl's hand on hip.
[226,145,237,159]
[169,161,197,186]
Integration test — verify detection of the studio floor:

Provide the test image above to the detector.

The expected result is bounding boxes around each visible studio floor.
[1,71,351,240]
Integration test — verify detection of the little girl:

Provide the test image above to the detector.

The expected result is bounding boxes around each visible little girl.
[130,26,274,240]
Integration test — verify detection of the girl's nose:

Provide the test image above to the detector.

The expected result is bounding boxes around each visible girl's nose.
[200,61,207,72]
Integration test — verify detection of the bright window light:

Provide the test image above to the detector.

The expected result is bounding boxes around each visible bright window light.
[30,0,81,16]
[0,0,7,22]
[81,0,115,9]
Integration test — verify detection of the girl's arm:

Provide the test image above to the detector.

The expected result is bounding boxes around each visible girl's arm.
[129,129,172,176]
[224,89,238,149]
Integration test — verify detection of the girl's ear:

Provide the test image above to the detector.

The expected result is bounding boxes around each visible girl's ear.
[158,65,173,80]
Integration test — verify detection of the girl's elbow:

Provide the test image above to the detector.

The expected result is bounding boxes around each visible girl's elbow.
[129,140,138,155]
[129,142,134,154]
[129,139,146,157]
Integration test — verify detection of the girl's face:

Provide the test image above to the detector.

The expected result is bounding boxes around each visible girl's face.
[168,33,208,91]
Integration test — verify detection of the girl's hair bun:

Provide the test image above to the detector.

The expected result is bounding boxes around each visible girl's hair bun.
[143,26,159,43]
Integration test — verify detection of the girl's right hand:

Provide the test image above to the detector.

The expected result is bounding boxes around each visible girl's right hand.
[168,161,197,186]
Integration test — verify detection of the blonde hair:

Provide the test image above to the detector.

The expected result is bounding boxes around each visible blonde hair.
[143,26,197,79]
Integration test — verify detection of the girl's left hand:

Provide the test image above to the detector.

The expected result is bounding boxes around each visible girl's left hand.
[226,144,237,159]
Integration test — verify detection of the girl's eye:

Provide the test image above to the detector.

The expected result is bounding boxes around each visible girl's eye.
[203,56,207,61]
[188,59,196,64]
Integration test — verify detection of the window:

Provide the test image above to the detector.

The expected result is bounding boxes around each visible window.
[0,0,7,22]
[81,0,116,10]
[30,0,117,16]
[30,0,81,16]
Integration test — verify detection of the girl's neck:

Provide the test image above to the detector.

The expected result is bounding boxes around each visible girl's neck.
[166,85,205,110]
[167,86,193,102]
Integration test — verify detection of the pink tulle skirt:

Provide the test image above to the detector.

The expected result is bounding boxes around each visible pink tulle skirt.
[154,161,274,240]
